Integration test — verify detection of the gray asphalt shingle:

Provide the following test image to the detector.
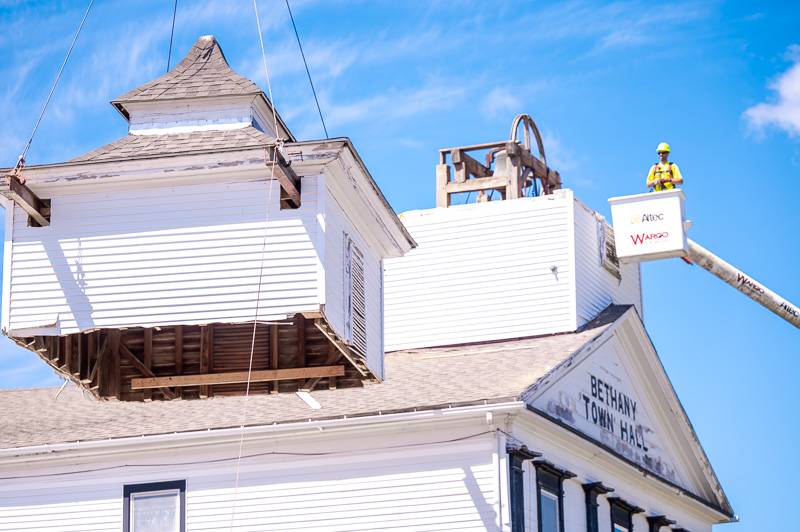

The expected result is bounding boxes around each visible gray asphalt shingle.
[0,306,626,449]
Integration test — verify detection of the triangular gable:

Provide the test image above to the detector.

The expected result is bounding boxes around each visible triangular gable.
[524,307,732,515]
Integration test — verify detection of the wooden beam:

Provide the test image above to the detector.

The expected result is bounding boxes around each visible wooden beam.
[436,164,451,208]
[299,343,342,392]
[109,330,121,400]
[143,328,153,401]
[451,149,492,183]
[131,366,345,389]
[313,319,368,376]
[269,147,301,209]
[83,332,95,382]
[88,334,109,386]
[0,174,49,226]
[174,325,183,399]
[199,325,213,398]
[444,176,510,194]
[269,324,279,394]
[119,344,176,400]
[296,314,306,368]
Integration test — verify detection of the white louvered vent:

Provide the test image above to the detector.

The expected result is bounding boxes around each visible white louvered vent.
[597,217,621,280]
[343,233,367,358]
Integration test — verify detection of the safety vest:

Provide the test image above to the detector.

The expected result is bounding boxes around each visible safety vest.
[649,162,675,191]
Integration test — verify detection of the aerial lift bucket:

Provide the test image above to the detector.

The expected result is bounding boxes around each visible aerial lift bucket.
[608,190,800,329]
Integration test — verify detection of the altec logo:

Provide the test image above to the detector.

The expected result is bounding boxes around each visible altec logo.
[630,232,669,245]
[629,213,664,224]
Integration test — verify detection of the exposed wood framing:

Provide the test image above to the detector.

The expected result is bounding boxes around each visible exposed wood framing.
[313,318,368,376]
[435,139,562,208]
[0,174,50,226]
[131,366,345,389]
[269,324,279,394]
[120,344,176,399]
[268,146,301,209]
[13,313,370,402]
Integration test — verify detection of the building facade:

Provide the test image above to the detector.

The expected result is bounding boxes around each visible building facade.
[0,36,733,531]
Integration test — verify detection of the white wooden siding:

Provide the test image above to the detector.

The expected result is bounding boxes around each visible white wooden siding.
[7,177,323,334]
[573,199,643,325]
[512,415,715,532]
[384,192,576,352]
[0,426,497,532]
[323,183,384,379]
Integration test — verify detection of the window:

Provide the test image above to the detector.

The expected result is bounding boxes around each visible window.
[123,480,185,532]
[608,497,643,532]
[534,461,575,532]
[343,233,367,358]
[583,482,614,532]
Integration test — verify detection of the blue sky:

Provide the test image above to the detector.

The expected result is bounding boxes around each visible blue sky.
[1,0,798,528]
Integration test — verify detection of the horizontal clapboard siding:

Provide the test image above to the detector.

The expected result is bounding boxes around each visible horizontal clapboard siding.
[0,429,496,532]
[324,185,385,379]
[384,192,576,351]
[573,199,642,326]
[8,178,323,334]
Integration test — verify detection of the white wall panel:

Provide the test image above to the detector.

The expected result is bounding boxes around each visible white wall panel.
[0,424,497,532]
[384,192,577,351]
[8,178,323,334]
[324,183,384,379]
[573,199,642,326]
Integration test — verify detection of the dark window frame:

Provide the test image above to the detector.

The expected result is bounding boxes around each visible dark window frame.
[646,515,675,532]
[608,496,643,532]
[508,446,540,532]
[123,479,186,532]
[583,482,614,532]
[534,460,575,532]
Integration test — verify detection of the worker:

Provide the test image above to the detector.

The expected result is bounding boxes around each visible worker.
[646,142,683,191]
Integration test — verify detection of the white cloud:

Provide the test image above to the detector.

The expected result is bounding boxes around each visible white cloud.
[744,48,800,138]
[483,88,521,118]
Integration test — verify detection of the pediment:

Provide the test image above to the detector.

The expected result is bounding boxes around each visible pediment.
[525,307,731,514]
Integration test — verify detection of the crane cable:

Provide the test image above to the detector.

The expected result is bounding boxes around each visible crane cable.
[14,0,94,177]
[166,0,178,73]
[285,0,328,139]
[230,0,283,526]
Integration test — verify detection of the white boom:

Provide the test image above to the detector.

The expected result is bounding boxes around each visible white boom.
[608,189,799,329]
[687,239,800,328]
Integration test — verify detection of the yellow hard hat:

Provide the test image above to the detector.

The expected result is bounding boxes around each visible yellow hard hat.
[656,142,671,153]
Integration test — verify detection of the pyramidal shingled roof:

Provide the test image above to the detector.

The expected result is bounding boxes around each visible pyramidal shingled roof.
[113,35,261,105]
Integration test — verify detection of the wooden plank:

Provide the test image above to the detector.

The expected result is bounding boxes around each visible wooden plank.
[131,366,345,389]
[83,332,95,382]
[119,344,175,400]
[88,334,106,386]
[269,147,301,209]
[314,319,368,376]
[62,335,72,372]
[143,329,153,401]
[109,330,121,399]
[436,164,450,208]
[300,343,342,392]
[174,325,183,399]
[296,314,306,368]
[0,175,49,226]
[451,149,492,183]
[444,176,510,194]
[199,325,213,398]
[270,323,279,394]
[74,334,84,378]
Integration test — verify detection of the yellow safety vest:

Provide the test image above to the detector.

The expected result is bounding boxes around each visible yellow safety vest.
[646,162,683,191]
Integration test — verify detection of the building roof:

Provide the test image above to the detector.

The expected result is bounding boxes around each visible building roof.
[113,35,260,105]
[69,126,272,163]
[0,305,627,450]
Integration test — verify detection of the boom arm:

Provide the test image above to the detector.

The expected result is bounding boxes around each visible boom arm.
[687,239,800,329]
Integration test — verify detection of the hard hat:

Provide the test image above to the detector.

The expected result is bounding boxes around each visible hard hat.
[656,142,671,153]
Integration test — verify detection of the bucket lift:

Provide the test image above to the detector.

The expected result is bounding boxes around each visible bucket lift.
[608,190,800,328]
